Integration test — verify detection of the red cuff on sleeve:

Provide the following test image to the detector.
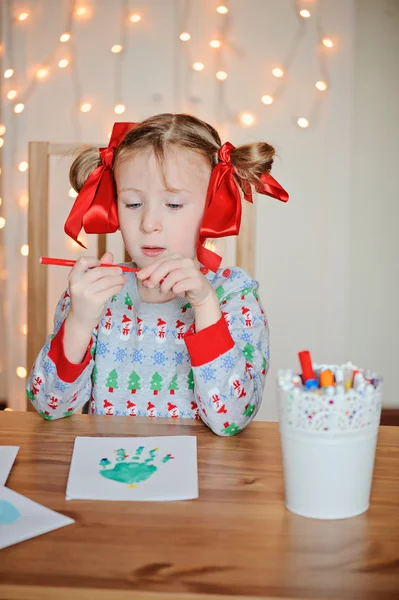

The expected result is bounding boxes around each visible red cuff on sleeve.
[184,315,235,367]
[48,320,94,383]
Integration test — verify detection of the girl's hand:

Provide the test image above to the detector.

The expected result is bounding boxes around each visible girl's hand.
[137,254,214,308]
[67,252,125,331]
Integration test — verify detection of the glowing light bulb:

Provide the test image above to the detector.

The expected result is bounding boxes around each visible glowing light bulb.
[18,12,29,21]
[16,366,27,378]
[299,9,311,18]
[76,6,88,17]
[80,102,92,112]
[217,5,228,14]
[129,14,141,23]
[240,113,255,126]
[114,104,126,114]
[179,32,191,41]
[261,95,274,105]
[21,324,28,335]
[58,59,69,68]
[322,38,334,48]
[4,69,14,78]
[7,90,17,99]
[111,44,123,54]
[68,188,78,198]
[60,33,70,42]
[216,70,227,80]
[272,67,284,78]
[0,196,2,206]
[210,39,221,48]
[18,162,28,172]
[0,217,5,229]
[0,125,5,135]
[14,103,24,113]
[315,80,328,91]
[192,62,204,71]
[297,117,309,128]
[0,138,4,148]
[20,244,29,256]
[36,67,49,79]
[19,195,28,207]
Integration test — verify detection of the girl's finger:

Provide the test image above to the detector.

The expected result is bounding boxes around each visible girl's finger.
[137,253,182,280]
[96,284,127,306]
[81,265,123,284]
[100,251,114,264]
[91,275,126,294]
[144,258,189,288]
[171,277,199,296]
[70,255,100,278]
[160,268,193,295]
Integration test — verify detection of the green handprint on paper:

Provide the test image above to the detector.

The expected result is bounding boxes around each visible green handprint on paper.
[99,446,174,488]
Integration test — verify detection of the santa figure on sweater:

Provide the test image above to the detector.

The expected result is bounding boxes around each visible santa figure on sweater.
[103,399,115,416]
[241,306,252,327]
[229,375,247,399]
[136,316,144,340]
[48,395,59,410]
[191,400,200,419]
[222,310,231,328]
[32,373,44,395]
[175,319,186,344]
[126,399,137,416]
[245,362,254,379]
[209,388,227,414]
[61,290,70,312]
[120,314,133,340]
[147,401,157,417]
[102,308,113,335]
[167,402,179,419]
[156,317,167,343]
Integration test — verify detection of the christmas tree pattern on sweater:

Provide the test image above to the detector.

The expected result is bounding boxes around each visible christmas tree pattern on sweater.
[27,265,269,436]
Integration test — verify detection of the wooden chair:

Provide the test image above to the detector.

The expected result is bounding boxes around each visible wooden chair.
[26,141,255,411]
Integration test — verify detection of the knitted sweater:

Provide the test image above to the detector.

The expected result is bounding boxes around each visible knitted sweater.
[27,265,269,436]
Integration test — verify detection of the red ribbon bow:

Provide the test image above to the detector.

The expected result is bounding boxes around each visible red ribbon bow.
[64,128,289,271]
[197,141,289,271]
[64,122,135,248]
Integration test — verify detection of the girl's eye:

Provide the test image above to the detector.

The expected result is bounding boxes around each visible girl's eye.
[126,203,142,209]
[167,204,183,210]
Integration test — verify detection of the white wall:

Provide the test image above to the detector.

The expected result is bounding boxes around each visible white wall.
[347,0,399,409]
[1,0,397,415]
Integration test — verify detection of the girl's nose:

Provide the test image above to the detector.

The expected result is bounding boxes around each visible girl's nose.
[140,208,162,234]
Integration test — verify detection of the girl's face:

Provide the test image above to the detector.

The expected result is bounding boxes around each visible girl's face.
[116,147,211,269]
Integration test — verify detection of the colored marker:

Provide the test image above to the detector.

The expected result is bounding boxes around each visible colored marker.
[40,257,139,273]
[319,369,334,389]
[298,350,318,389]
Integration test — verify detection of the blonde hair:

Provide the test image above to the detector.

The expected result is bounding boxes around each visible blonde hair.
[69,113,275,195]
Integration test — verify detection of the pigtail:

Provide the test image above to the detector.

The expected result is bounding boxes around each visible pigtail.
[69,147,102,193]
[229,142,275,192]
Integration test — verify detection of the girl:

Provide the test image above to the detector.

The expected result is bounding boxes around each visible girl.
[27,113,288,436]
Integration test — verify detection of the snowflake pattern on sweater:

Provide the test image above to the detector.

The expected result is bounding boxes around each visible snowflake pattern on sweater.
[27,265,270,436]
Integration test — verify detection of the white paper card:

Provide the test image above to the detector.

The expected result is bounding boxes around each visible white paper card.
[0,487,74,550]
[0,446,19,486]
[66,436,198,501]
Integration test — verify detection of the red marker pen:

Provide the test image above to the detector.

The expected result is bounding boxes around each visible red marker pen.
[298,350,318,389]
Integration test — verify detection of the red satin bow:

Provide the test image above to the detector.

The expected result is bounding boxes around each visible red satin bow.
[197,141,289,271]
[64,122,135,248]
[64,128,289,271]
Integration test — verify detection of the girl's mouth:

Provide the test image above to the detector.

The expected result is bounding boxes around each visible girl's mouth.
[141,246,166,257]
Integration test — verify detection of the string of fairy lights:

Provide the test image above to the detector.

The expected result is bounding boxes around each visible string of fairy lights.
[0,0,336,386]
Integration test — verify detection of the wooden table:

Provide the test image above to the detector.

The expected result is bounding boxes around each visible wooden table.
[1,412,399,600]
